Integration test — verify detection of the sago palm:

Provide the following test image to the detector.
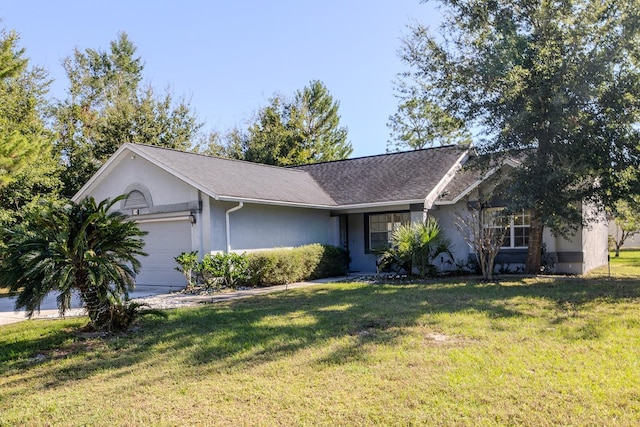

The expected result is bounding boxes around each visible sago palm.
[391,218,452,277]
[0,195,147,330]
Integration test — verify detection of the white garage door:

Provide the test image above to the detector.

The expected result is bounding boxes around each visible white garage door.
[135,219,193,286]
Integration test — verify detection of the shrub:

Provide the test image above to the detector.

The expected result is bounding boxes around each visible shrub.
[245,244,349,286]
[104,302,168,332]
[377,219,453,278]
[199,252,249,289]
[175,251,199,289]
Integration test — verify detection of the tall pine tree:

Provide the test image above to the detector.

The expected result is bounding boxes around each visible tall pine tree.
[205,80,352,166]
[53,32,202,196]
[0,28,60,226]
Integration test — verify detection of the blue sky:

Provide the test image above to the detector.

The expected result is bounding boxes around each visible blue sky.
[1,1,440,157]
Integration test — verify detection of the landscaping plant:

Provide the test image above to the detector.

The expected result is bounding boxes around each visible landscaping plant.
[174,251,199,289]
[0,195,147,332]
[199,252,249,289]
[378,219,453,277]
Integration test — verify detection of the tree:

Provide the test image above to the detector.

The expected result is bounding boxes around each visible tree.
[0,28,61,225]
[0,28,27,79]
[396,0,640,273]
[387,98,470,151]
[292,80,352,162]
[0,196,148,332]
[455,208,507,281]
[609,198,640,257]
[0,29,46,188]
[53,32,202,197]
[208,80,352,166]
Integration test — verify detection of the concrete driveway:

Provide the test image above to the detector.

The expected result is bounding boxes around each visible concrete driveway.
[0,284,185,326]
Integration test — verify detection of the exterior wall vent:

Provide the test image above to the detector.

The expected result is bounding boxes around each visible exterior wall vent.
[124,190,148,209]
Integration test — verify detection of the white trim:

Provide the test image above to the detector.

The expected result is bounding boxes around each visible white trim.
[216,195,335,209]
[424,149,470,209]
[328,199,425,211]
[133,215,193,224]
[72,144,131,202]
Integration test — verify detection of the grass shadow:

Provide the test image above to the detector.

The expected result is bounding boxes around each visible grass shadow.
[3,275,640,391]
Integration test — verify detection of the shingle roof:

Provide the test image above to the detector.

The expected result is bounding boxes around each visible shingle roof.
[129,144,337,207]
[294,145,467,205]
[436,153,520,204]
[436,165,484,203]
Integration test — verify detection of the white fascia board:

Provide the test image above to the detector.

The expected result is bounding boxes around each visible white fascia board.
[218,196,427,211]
[423,148,470,210]
[329,199,425,211]
[216,196,336,210]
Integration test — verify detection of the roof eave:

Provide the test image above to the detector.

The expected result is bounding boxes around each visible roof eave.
[330,199,426,211]
[216,196,336,209]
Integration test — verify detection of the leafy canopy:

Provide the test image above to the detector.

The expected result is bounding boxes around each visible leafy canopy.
[397,0,640,272]
[0,27,61,226]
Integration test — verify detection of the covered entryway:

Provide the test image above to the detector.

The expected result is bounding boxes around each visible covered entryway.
[135,217,193,286]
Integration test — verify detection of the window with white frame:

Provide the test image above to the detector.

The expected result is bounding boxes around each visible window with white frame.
[482,208,531,248]
[367,212,411,251]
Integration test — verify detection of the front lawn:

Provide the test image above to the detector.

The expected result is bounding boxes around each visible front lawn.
[588,249,640,277]
[1,272,639,424]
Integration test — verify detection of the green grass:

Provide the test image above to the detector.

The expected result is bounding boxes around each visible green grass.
[589,249,640,277]
[1,258,640,425]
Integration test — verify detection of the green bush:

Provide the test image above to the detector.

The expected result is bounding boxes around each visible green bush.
[199,252,249,289]
[175,244,349,288]
[377,219,453,278]
[175,251,199,289]
[245,244,349,286]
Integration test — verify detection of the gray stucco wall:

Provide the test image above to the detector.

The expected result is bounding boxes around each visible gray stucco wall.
[209,201,335,253]
[430,204,472,269]
[581,213,609,273]
[431,200,608,275]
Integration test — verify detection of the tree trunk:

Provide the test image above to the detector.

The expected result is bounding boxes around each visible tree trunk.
[526,210,544,274]
[77,273,112,331]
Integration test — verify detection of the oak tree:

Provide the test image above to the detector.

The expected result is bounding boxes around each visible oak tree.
[396,0,640,273]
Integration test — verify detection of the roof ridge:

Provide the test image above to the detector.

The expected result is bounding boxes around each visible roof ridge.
[130,143,311,174]
[290,144,463,168]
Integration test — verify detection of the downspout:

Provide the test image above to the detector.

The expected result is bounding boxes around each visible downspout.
[225,202,243,253]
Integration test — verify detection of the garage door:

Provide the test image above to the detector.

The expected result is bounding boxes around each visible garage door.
[135,219,193,286]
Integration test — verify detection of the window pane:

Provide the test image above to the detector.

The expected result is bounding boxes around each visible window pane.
[368,212,410,251]
[371,232,389,250]
[483,208,507,227]
[514,227,530,247]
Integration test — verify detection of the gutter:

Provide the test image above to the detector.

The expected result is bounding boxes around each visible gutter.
[225,202,244,253]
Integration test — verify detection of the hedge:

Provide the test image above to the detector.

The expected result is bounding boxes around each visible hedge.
[244,244,350,286]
